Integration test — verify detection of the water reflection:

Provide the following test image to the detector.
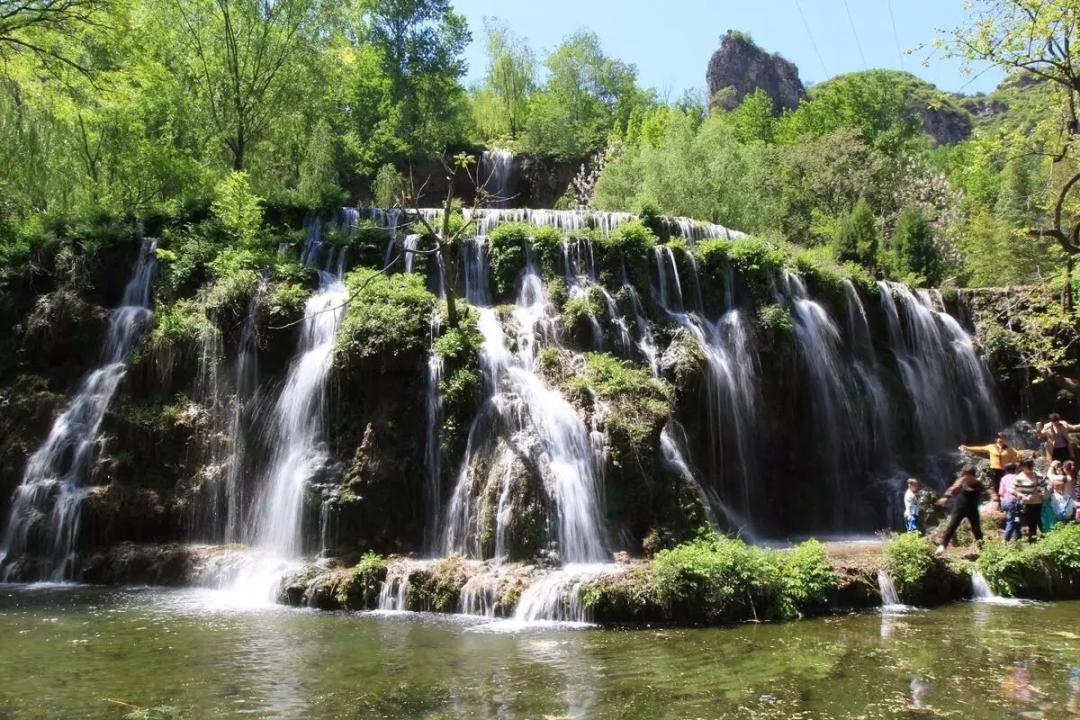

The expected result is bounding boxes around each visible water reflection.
[0,586,1078,719]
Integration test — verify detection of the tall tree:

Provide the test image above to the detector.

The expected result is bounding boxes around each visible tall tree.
[364,0,469,155]
[169,0,313,170]
[482,18,534,139]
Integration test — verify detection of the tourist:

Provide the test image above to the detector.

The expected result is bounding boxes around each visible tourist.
[959,433,1021,502]
[1049,478,1076,525]
[935,465,985,555]
[1042,414,1078,462]
[1013,459,1048,542]
[903,478,920,533]
[999,463,1023,542]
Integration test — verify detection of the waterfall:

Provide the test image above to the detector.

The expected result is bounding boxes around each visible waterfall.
[481,149,514,208]
[442,262,609,564]
[970,570,1024,605]
[240,219,347,589]
[785,272,861,521]
[877,571,914,613]
[654,248,758,524]
[877,282,1000,454]
[423,318,445,553]
[0,239,158,580]
[194,288,261,542]
[842,280,894,462]
[510,565,605,624]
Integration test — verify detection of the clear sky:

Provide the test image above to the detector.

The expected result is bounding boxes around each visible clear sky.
[453,0,1004,96]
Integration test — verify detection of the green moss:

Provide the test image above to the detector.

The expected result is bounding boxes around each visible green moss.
[335,551,386,609]
[434,317,484,459]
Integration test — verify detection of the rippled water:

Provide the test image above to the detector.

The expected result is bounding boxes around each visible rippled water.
[0,585,1078,719]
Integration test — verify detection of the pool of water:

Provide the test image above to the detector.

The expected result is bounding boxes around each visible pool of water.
[1,584,1078,719]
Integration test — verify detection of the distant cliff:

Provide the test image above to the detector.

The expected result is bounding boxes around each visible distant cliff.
[707,31,806,114]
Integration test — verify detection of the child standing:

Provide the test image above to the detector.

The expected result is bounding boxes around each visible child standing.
[904,478,920,533]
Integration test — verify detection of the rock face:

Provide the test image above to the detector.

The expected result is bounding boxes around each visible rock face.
[707,31,806,113]
[912,100,972,145]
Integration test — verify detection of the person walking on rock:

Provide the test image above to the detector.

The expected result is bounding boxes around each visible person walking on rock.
[999,463,1023,541]
[960,433,1020,504]
[1042,414,1078,462]
[1014,459,1048,542]
[935,465,985,556]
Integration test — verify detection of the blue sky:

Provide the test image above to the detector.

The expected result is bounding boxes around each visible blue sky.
[453,0,1004,96]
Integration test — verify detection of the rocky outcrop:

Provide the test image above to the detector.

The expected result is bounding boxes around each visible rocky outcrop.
[707,31,806,113]
[912,99,972,145]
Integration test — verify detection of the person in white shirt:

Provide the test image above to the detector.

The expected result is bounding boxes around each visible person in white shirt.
[903,478,920,533]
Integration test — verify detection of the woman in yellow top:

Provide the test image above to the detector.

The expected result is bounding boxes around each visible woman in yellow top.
[959,432,1020,504]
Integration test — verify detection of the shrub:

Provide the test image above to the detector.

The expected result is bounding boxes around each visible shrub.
[978,524,1080,598]
[336,552,386,609]
[830,198,879,268]
[488,222,530,297]
[373,164,405,208]
[599,219,656,287]
[883,531,936,591]
[336,270,435,369]
[776,539,836,619]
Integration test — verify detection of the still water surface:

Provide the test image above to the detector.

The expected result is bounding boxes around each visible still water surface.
[0,585,1078,719]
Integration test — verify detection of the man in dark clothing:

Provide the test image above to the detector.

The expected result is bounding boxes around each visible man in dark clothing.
[935,465,985,555]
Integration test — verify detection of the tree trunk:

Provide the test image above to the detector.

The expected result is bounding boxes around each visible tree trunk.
[1066,252,1075,313]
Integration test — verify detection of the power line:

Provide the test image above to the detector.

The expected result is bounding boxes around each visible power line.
[842,0,867,69]
[794,0,828,78]
[887,0,905,70]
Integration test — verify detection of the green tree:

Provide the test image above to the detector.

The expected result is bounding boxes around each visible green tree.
[168,0,315,170]
[296,119,340,208]
[365,0,470,155]
[212,170,263,247]
[888,206,943,285]
[522,31,650,157]
[481,18,534,139]
[831,199,879,267]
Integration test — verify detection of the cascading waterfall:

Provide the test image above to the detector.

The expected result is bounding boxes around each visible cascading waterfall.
[442,255,609,565]
[784,272,863,521]
[653,246,759,525]
[194,288,261,542]
[878,282,999,455]
[842,280,894,461]
[481,149,515,208]
[0,239,158,580]
[423,316,445,553]
[233,218,348,597]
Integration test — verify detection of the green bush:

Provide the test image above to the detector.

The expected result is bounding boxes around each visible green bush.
[648,530,832,622]
[598,219,656,287]
[336,552,386,609]
[488,222,530,297]
[336,270,435,368]
[652,530,780,622]
[978,524,1080,598]
[211,171,263,248]
[697,235,788,305]
[883,531,937,591]
[830,198,879,268]
[777,540,836,618]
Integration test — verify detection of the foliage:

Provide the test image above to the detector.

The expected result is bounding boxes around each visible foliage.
[336,552,386,609]
[373,164,406,209]
[651,530,835,622]
[487,221,530,296]
[211,172,263,248]
[336,269,435,366]
[886,206,945,286]
[475,18,534,140]
[831,199,880,268]
[977,524,1080,598]
[883,531,938,592]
